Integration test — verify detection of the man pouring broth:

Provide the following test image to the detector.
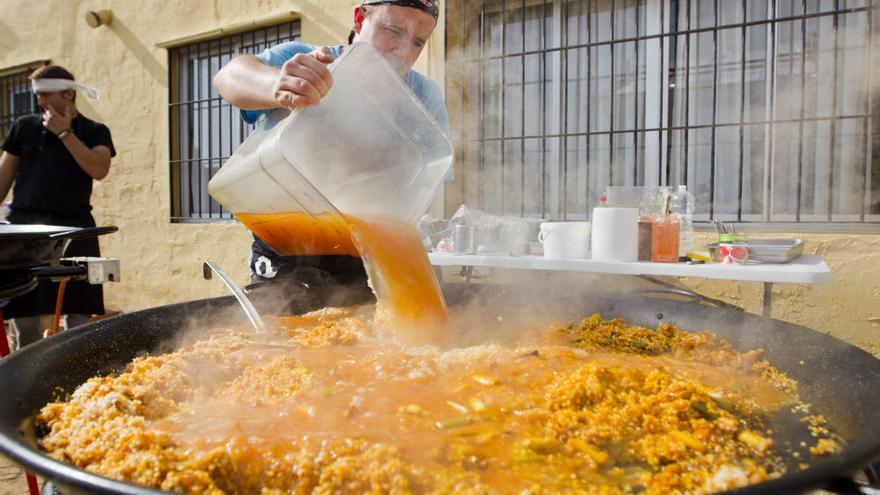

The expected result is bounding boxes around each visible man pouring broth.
[213,0,449,291]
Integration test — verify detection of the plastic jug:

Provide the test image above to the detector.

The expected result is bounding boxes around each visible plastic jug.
[671,185,695,257]
[208,43,454,256]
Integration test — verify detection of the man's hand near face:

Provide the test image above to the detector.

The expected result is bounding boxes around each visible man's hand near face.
[42,104,74,136]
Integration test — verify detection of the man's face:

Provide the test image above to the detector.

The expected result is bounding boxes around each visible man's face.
[34,89,74,112]
[352,5,437,76]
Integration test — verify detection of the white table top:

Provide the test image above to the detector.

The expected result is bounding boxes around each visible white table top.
[428,253,832,285]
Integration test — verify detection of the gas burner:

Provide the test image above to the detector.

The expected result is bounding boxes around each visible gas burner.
[0,257,120,303]
[58,257,120,284]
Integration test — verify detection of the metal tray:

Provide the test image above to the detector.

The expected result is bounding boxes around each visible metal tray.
[746,239,804,263]
[706,239,804,264]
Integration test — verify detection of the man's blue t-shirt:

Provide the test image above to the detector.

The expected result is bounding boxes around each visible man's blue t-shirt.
[241,42,449,133]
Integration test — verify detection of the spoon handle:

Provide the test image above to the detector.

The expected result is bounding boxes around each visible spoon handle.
[203,260,266,333]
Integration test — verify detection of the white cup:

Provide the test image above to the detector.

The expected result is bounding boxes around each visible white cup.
[538,222,590,259]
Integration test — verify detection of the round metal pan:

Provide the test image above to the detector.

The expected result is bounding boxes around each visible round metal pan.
[0,225,118,270]
[0,283,877,495]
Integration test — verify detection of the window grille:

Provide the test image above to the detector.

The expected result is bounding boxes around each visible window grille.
[0,66,42,143]
[445,0,878,226]
[169,21,300,222]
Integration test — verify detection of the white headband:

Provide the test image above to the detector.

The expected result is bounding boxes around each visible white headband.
[31,78,100,100]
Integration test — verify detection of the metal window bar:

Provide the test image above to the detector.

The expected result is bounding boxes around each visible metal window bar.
[169,21,300,222]
[556,0,571,218]
[708,0,718,219]
[608,0,615,190]
[501,0,507,215]
[795,0,806,221]
[0,67,42,144]
[446,0,877,226]
[634,0,642,186]
[585,0,592,209]
[520,0,527,216]
[737,0,748,221]
[863,0,874,220]
[828,0,839,222]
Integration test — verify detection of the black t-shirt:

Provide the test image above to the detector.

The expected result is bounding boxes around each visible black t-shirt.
[1,113,116,219]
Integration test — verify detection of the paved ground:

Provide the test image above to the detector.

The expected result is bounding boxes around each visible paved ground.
[1,331,31,495]
[0,454,30,495]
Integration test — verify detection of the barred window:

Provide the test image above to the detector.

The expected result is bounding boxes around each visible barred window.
[0,64,44,142]
[169,21,300,222]
[445,0,878,226]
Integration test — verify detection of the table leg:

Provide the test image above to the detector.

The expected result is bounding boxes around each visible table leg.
[763,282,773,318]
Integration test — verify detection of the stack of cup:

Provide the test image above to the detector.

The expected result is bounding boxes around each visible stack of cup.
[591,207,639,262]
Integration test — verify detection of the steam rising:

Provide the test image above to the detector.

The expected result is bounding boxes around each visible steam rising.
[140,4,875,475]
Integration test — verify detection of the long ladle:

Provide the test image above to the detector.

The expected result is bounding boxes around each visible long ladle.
[203,260,266,333]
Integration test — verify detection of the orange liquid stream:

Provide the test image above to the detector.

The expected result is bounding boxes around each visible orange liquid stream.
[236,212,449,345]
[236,212,357,256]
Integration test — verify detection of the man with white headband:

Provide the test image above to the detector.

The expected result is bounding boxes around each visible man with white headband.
[213,0,447,292]
[0,64,116,349]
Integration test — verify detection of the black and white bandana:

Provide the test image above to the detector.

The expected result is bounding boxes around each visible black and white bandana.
[361,0,440,20]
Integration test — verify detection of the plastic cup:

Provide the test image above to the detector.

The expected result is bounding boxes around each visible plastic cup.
[538,222,590,259]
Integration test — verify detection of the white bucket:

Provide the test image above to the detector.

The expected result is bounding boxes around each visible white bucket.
[590,207,639,262]
[538,222,590,259]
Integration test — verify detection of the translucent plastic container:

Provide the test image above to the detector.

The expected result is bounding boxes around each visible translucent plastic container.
[208,43,454,255]
[605,186,671,216]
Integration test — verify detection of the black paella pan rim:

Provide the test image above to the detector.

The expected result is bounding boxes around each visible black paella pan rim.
[0,289,878,494]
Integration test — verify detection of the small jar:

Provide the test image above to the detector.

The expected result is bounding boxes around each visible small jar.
[453,224,476,255]
[719,233,748,265]
[734,232,749,263]
[651,215,680,263]
[638,216,655,261]
[638,215,679,263]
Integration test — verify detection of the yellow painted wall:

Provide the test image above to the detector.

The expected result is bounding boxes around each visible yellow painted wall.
[0,1,877,356]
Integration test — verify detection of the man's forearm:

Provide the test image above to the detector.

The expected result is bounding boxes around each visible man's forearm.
[59,135,110,180]
[213,55,281,110]
[0,152,19,203]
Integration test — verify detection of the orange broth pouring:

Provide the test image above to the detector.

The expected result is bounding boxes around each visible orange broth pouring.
[235,211,448,344]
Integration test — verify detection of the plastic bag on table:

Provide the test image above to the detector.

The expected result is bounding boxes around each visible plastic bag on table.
[449,205,540,256]
[417,214,453,252]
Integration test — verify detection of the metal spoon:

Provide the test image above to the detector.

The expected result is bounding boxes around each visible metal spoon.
[203,260,266,333]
